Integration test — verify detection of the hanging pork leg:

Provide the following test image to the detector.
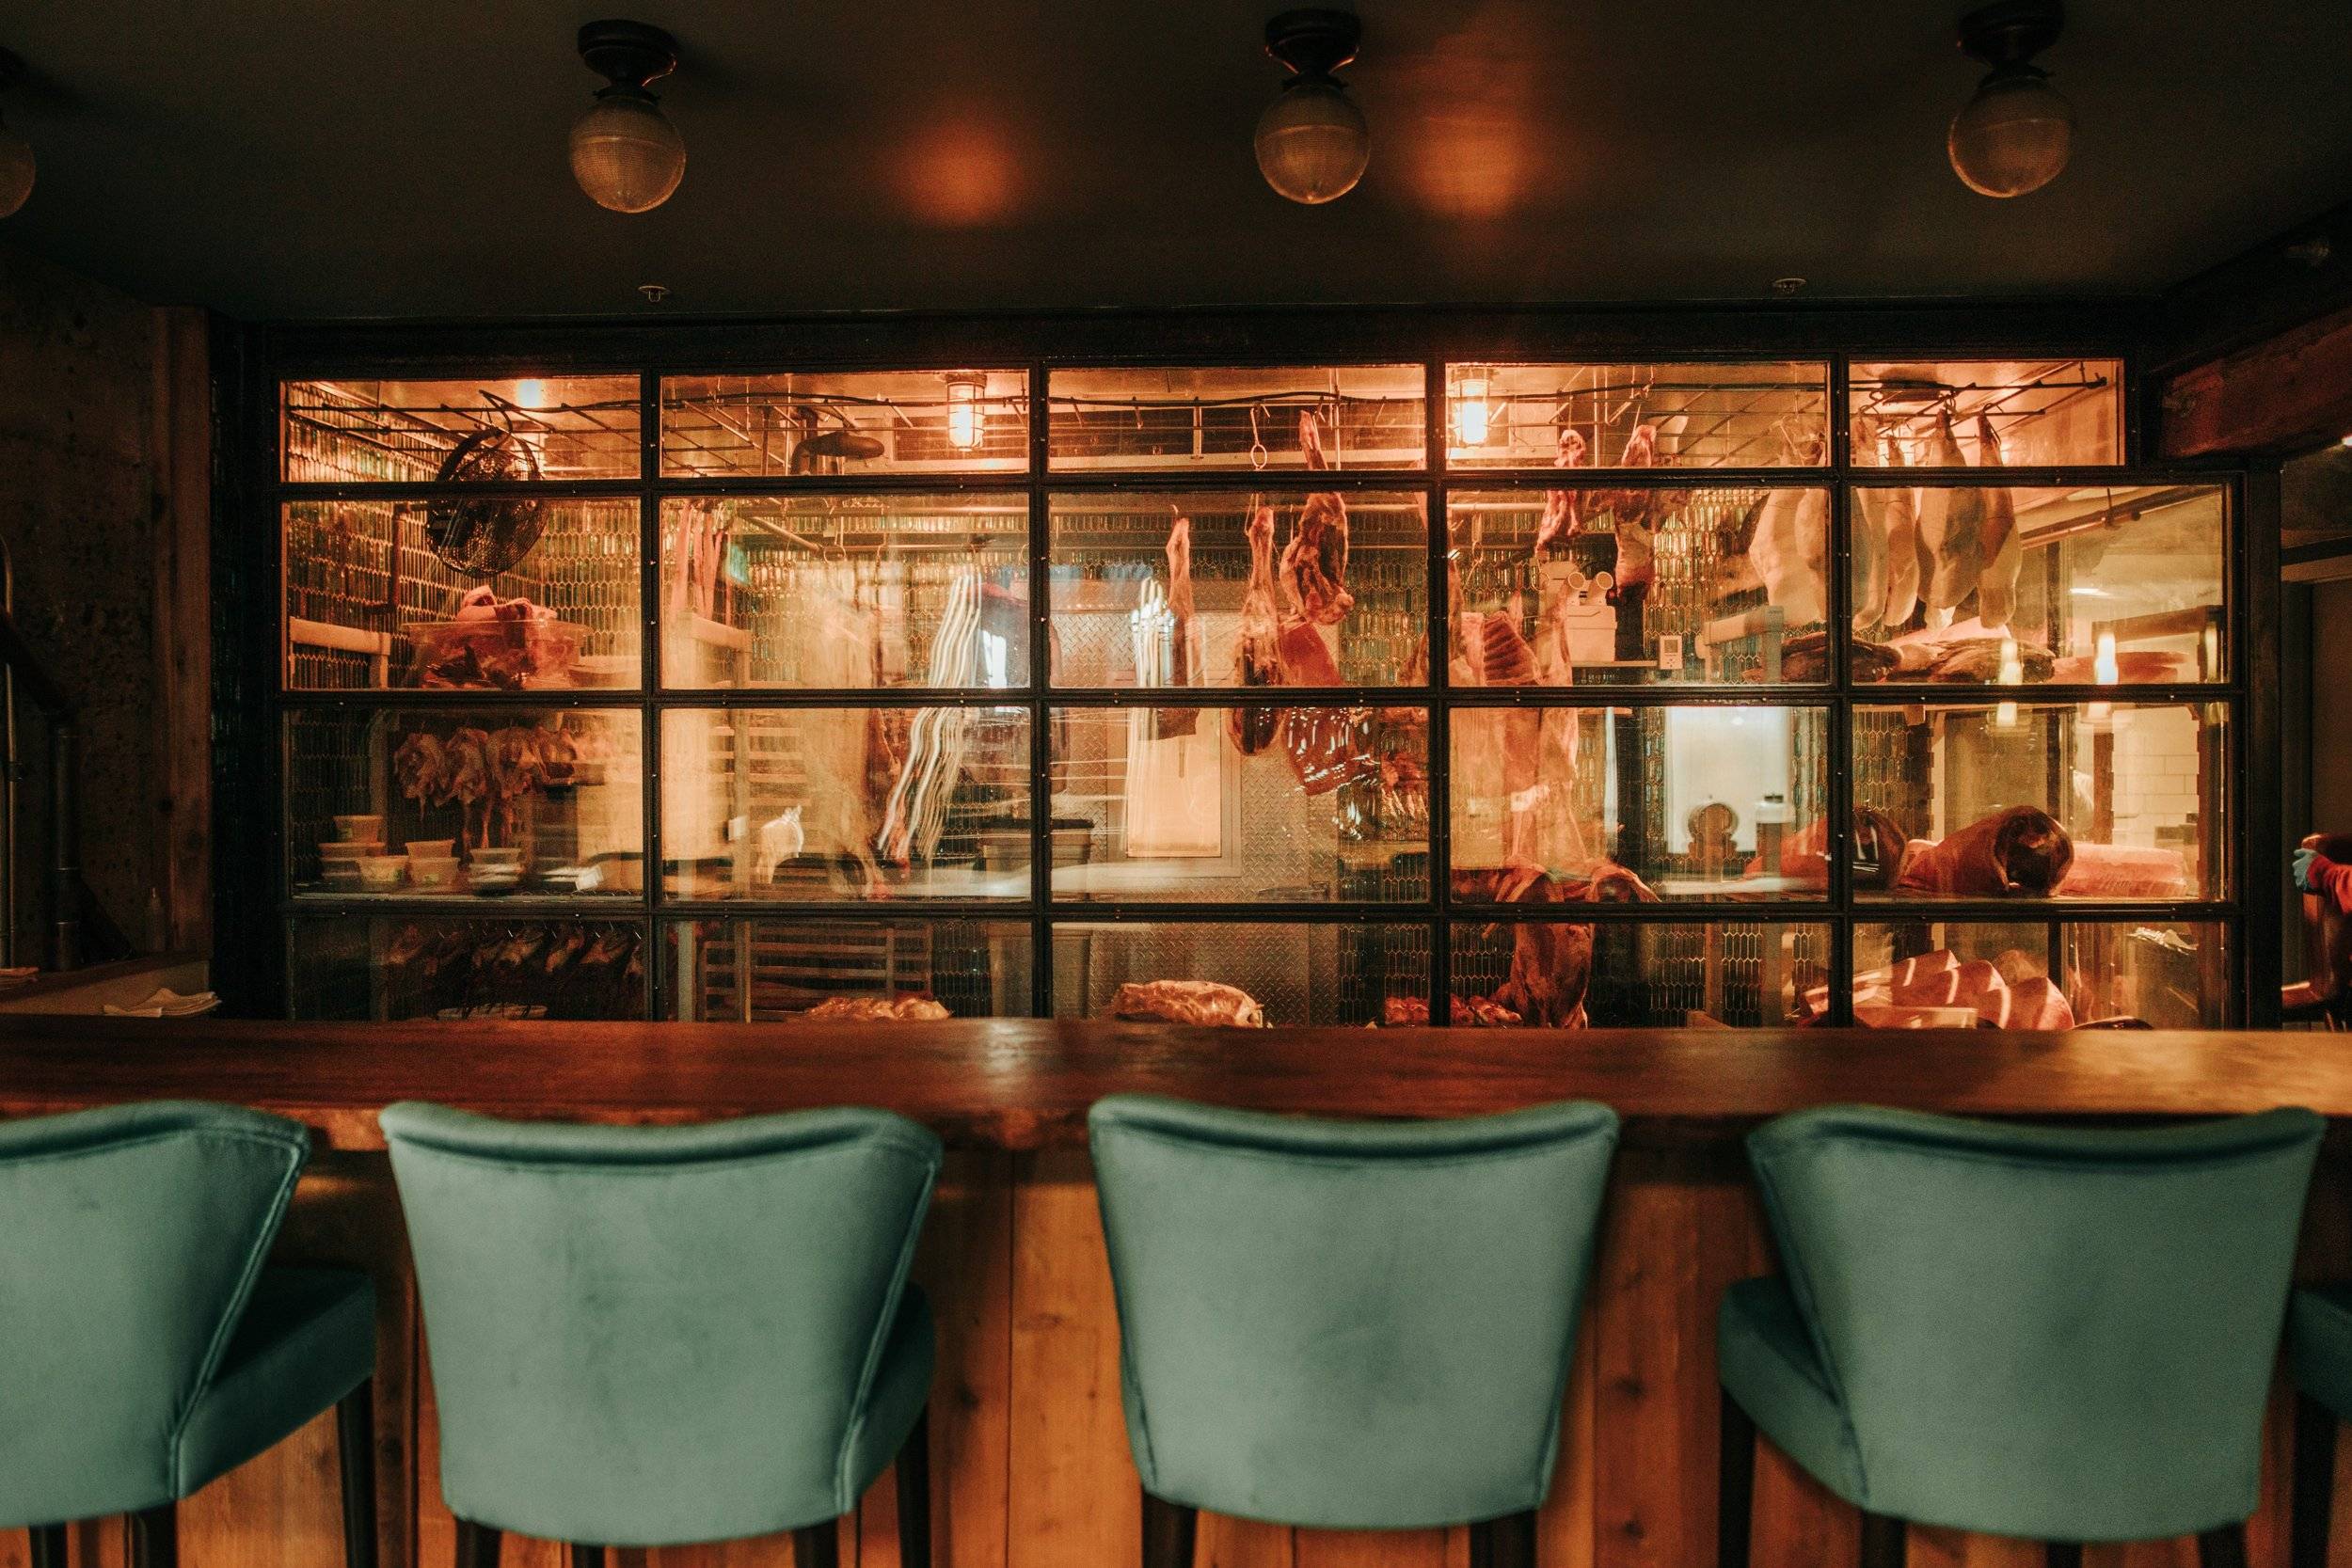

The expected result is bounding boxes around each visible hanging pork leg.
[1974,413,2022,631]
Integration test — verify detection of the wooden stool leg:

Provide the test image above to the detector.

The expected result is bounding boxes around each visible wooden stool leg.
[2046,1544,2083,1568]
[792,1523,840,1568]
[1470,1509,1538,1568]
[1720,1387,1757,1568]
[897,1403,933,1568]
[27,1525,69,1568]
[2296,1395,2341,1568]
[567,1548,607,1568]
[454,1519,503,1568]
[1141,1491,1198,1568]
[1860,1512,1905,1568]
[337,1376,379,1568]
[2197,1524,2250,1568]
[128,1502,177,1568]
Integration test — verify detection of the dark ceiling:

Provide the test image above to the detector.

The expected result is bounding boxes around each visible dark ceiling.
[3,0,2348,321]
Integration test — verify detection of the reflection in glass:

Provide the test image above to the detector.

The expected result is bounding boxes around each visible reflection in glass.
[286,709,643,899]
[1450,921,1829,1028]
[288,917,646,1022]
[1048,705,1428,902]
[1851,921,2228,1029]
[658,495,1028,689]
[1450,487,1833,684]
[1048,365,1424,471]
[1849,484,2225,676]
[664,918,1032,1021]
[1444,362,1828,469]
[1852,702,2225,901]
[1450,705,1828,901]
[1048,492,1424,689]
[1052,922,1424,1025]
[1849,359,2122,467]
[660,370,1028,477]
[284,499,641,690]
[280,376,642,483]
[660,707,1031,901]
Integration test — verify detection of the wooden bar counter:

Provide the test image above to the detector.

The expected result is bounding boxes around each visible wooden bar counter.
[5,1017,2352,1568]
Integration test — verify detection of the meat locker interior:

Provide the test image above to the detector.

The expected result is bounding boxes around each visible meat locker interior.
[252,339,2246,1032]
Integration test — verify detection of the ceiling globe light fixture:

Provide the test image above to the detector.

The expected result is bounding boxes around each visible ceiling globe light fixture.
[1255,8,1369,206]
[1948,0,2074,198]
[0,49,34,219]
[570,20,685,214]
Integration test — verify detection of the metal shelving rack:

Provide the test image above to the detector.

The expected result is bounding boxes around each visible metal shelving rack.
[237,325,2254,1029]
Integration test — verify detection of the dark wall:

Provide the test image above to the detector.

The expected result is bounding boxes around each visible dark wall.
[0,241,170,958]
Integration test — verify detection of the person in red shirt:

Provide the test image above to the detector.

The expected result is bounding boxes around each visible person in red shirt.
[2296,847,2352,914]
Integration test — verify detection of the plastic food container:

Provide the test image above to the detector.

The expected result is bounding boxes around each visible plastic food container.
[357,855,408,891]
[321,861,363,889]
[409,855,463,890]
[333,815,386,842]
[405,839,455,860]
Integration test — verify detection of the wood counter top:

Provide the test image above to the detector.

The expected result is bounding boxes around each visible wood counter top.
[1,1015,2346,1148]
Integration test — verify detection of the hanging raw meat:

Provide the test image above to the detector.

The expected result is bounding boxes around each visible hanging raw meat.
[1110,979,1266,1028]
[1534,426,1589,552]
[1877,430,1922,629]
[393,733,449,808]
[1974,414,2022,631]
[1894,805,2075,897]
[1164,510,1200,692]
[1229,500,1285,755]
[1594,422,1664,594]
[1851,414,1889,629]
[1749,433,1829,626]
[876,569,981,867]
[1283,410,1353,625]
[440,727,492,847]
[1917,408,1986,623]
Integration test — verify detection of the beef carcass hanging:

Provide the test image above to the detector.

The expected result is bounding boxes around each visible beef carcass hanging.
[1748,432,1829,626]
[1973,414,2021,631]
[1228,499,1286,755]
[1109,979,1267,1028]
[1876,426,1922,629]
[876,567,981,868]
[1283,410,1354,625]
[1917,407,1987,625]
[1851,414,1889,628]
[1534,426,1589,552]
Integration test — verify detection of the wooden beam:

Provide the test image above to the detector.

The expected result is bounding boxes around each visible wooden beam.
[149,305,213,952]
[2158,302,2352,459]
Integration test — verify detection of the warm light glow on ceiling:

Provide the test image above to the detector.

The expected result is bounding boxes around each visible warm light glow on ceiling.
[898,119,1020,227]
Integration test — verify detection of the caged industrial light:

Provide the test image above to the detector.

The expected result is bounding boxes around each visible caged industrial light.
[570,20,686,214]
[0,49,34,219]
[1255,8,1370,206]
[1948,0,2074,198]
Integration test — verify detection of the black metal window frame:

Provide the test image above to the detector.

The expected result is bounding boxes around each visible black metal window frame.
[227,309,2265,1026]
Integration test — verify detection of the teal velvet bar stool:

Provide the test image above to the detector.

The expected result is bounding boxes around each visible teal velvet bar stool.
[1089,1094,1621,1568]
[381,1101,941,1568]
[1717,1105,2324,1568]
[2286,1285,2352,1565]
[0,1101,379,1568]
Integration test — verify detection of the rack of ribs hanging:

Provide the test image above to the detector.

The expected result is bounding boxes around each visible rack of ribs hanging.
[1223,409,1377,795]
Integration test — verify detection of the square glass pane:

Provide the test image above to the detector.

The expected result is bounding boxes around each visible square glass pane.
[1445,362,1829,469]
[1450,920,1829,1027]
[658,495,1029,689]
[1450,705,1829,901]
[1048,705,1428,902]
[286,708,643,901]
[280,376,640,483]
[284,499,641,690]
[1851,920,2229,1028]
[1849,359,2122,467]
[287,916,646,1021]
[1048,491,1426,689]
[1851,701,2226,901]
[660,706,1032,901]
[1051,921,1425,1025]
[1048,366,1424,471]
[1450,486,1832,685]
[2284,443,2352,552]
[663,917,1032,1020]
[660,370,1027,477]
[1850,483,2227,678]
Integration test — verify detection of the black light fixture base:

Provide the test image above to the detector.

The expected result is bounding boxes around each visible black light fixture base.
[1264,8,1359,78]
[578,20,677,91]
[0,48,23,92]
[1957,0,2062,70]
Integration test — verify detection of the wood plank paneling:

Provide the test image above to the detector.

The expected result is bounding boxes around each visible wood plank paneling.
[1007,1150,1138,1568]
[1200,1516,1295,1568]
[1292,1528,1448,1567]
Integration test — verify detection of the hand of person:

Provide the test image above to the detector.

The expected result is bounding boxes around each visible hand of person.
[2295,847,2327,895]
